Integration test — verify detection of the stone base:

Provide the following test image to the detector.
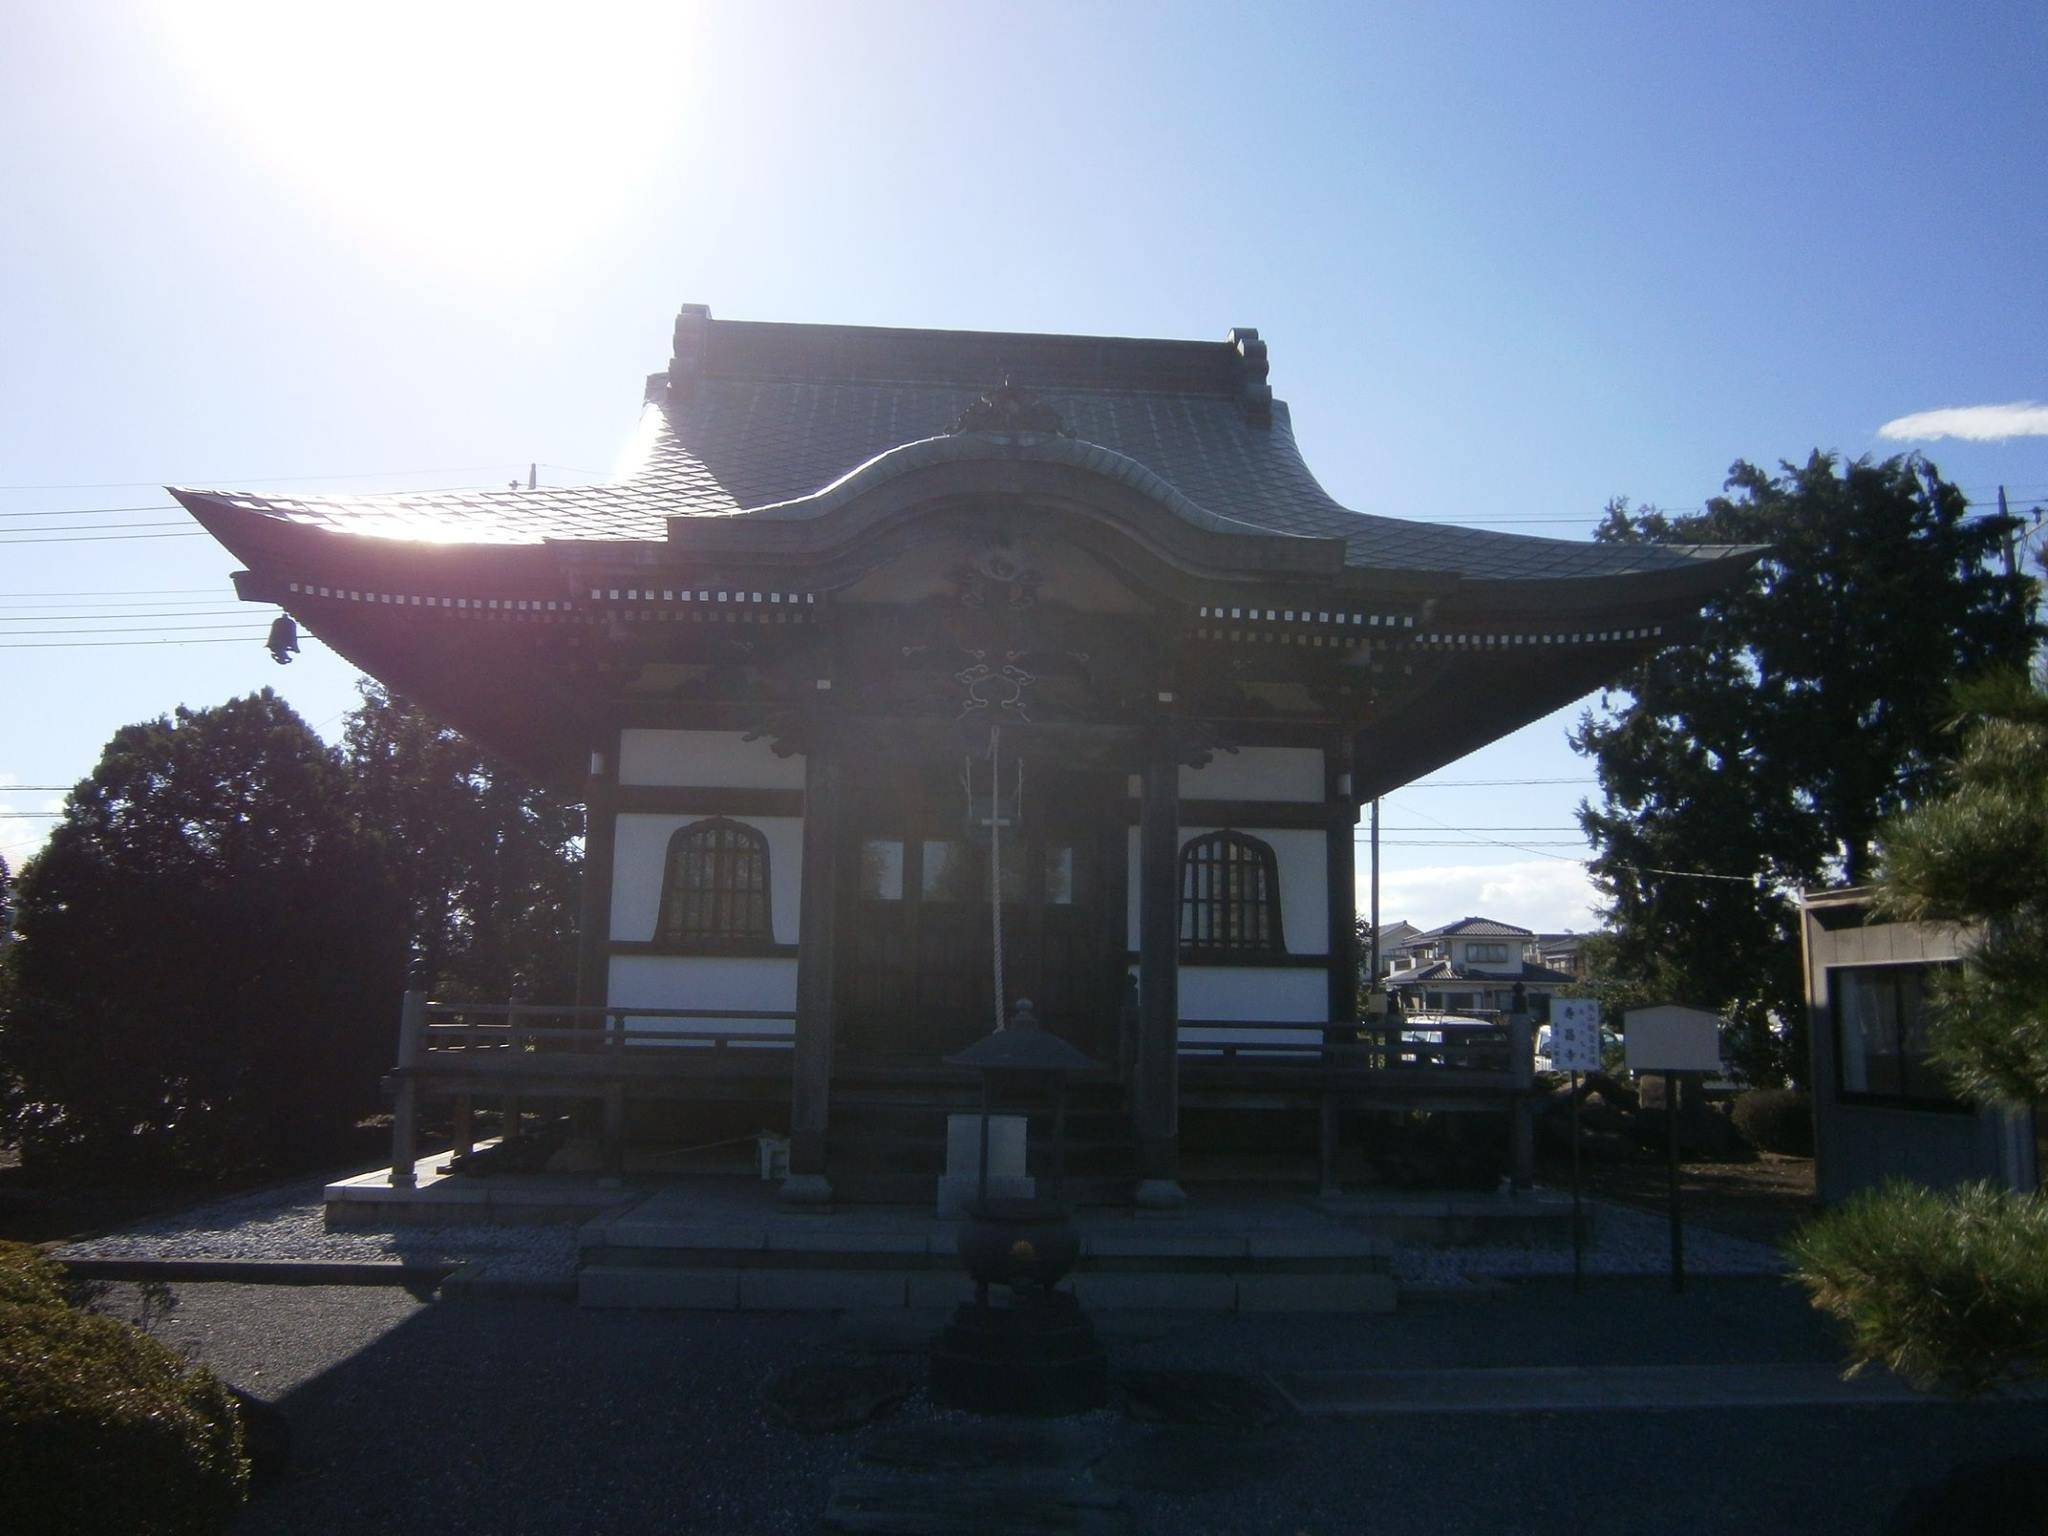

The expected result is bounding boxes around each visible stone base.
[1132,1179,1188,1212]
[936,1173,1035,1220]
[929,1294,1109,1416]
[776,1173,836,1209]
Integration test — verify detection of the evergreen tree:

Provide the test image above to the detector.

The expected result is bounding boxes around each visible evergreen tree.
[341,683,582,1003]
[1574,453,2038,1083]
[1789,668,2048,1396]
[0,692,405,1177]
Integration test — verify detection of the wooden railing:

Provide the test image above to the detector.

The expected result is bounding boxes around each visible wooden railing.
[1175,1017,1526,1073]
[416,1000,798,1055]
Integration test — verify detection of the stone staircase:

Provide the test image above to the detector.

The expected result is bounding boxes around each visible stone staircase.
[575,1180,1402,1313]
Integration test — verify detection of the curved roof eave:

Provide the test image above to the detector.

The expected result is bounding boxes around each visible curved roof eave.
[728,429,1332,546]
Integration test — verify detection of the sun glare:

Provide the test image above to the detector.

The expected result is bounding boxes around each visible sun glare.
[142,2,707,286]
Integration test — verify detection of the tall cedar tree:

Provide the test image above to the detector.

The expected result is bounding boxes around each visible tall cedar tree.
[1574,453,2038,1084]
[341,683,582,1003]
[0,692,406,1178]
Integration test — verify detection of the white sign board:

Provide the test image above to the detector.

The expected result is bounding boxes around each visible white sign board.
[1548,999,1604,1073]
[1624,1005,1724,1073]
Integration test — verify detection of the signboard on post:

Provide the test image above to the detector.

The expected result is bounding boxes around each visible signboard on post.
[1624,1005,1723,1073]
[1548,999,1603,1073]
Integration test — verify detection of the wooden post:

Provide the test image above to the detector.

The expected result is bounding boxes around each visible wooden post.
[1324,736,1359,1032]
[452,1094,474,1162]
[1318,1093,1340,1198]
[1133,738,1186,1209]
[389,989,426,1189]
[784,741,840,1205]
[1508,1007,1535,1192]
[601,1082,625,1185]
[575,747,618,1010]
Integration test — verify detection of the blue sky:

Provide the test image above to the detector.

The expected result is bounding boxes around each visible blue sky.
[4,1,2044,932]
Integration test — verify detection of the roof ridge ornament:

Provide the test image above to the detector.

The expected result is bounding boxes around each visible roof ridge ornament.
[1228,327,1272,427]
[948,378,1070,438]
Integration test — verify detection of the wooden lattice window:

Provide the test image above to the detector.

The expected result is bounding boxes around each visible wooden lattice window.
[1178,830,1283,957]
[655,818,772,948]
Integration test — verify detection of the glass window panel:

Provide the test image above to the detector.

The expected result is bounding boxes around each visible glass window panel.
[1838,967,1903,1098]
[858,839,904,901]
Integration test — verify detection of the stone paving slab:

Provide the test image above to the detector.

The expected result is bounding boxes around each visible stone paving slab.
[1269,1362,2048,1415]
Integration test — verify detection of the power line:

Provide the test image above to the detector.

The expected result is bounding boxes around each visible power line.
[0,623,267,637]
[0,608,251,621]
[0,636,266,649]
[0,587,228,597]
[0,521,194,534]
[1406,776,1595,788]
[0,531,210,545]
[0,465,523,491]
[0,503,179,519]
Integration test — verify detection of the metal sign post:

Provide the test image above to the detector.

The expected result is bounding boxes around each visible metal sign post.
[1624,1006,1722,1296]
[1569,1069,1583,1290]
[1547,999,1603,1293]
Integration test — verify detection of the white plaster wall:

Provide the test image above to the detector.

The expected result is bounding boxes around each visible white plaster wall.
[1125,809,1332,954]
[1178,965,1327,1023]
[1179,746,1324,803]
[618,728,806,789]
[609,814,802,943]
[1122,963,1329,1052]
[605,955,797,1042]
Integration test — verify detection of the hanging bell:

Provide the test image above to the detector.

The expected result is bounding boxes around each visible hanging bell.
[265,613,300,665]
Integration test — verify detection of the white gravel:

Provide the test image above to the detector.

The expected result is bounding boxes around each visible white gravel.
[1389,1198,1787,1287]
[51,1178,579,1282]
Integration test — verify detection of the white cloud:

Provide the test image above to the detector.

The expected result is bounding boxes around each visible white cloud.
[1364,859,1601,935]
[1876,401,2048,442]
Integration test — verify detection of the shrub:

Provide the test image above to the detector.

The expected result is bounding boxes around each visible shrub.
[1730,1087,1812,1155]
[0,1242,247,1534]
[1786,1180,2048,1396]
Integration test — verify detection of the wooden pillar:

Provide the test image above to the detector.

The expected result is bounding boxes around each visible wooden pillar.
[783,741,840,1205]
[388,989,426,1188]
[1509,1008,1535,1192]
[574,746,618,1010]
[1133,737,1186,1209]
[1325,737,1360,1033]
[601,1082,626,1185]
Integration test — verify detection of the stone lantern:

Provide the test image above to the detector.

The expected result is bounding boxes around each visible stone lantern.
[928,999,1108,1416]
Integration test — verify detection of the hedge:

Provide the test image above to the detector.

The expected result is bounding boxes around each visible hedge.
[0,1242,247,1535]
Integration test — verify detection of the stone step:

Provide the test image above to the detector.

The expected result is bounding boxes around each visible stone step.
[577,1263,1395,1313]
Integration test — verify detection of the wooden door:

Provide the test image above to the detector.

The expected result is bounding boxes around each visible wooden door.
[838,765,1120,1063]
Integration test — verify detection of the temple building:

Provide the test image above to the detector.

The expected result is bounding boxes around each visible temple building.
[175,306,1753,1206]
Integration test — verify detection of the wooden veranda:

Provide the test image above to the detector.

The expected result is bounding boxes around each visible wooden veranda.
[383,994,1539,1199]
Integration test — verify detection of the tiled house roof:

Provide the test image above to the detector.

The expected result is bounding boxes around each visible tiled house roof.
[173,311,1748,585]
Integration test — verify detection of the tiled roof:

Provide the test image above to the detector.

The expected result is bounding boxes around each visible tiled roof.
[1410,916,1537,942]
[174,311,1745,584]
[1387,959,1574,986]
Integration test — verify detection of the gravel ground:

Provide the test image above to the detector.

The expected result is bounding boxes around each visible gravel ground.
[51,1178,579,1282]
[51,1179,1783,1291]
[1391,1197,1787,1288]
[77,1279,2048,1536]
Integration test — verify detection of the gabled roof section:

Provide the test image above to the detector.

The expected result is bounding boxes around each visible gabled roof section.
[1409,916,1538,943]
[172,307,1752,587]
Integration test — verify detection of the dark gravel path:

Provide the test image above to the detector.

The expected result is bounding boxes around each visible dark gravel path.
[101,1278,2048,1536]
